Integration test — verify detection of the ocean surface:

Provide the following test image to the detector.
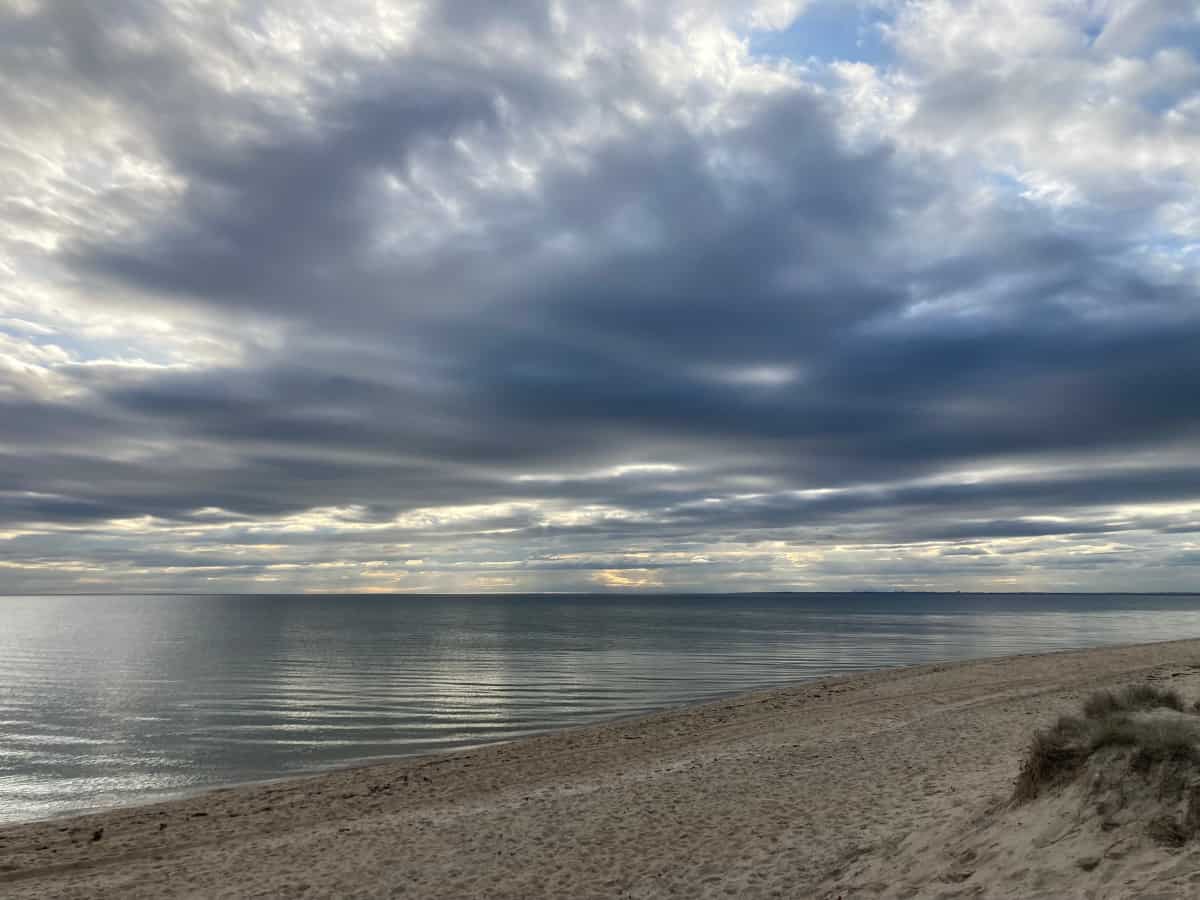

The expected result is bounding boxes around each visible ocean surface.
[2,592,1200,824]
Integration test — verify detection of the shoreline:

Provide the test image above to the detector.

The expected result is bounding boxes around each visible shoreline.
[0,655,973,828]
[7,637,1190,830]
[5,637,1200,897]
[0,641,1128,828]
[2,678,820,829]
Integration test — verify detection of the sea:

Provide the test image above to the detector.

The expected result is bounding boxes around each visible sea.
[2,591,1199,824]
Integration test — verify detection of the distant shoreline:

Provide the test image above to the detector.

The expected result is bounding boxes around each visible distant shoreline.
[5,638,1200,897]
[5,589,1200,597]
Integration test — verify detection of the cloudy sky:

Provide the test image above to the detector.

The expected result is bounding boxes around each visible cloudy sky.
[2,0,1199,594]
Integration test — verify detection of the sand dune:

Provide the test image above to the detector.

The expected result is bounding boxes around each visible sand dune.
[4,639,1200,898]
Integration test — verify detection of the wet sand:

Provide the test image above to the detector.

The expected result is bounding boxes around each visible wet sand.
[4,638,1200,898]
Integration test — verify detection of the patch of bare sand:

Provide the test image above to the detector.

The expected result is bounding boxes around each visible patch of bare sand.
[4,640,1200,898]
[829,681,1200,899]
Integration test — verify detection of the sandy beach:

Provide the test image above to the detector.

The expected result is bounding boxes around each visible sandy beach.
[4,639,1200,898]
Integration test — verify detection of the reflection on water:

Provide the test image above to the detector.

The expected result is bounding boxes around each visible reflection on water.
[1,592,1199,823]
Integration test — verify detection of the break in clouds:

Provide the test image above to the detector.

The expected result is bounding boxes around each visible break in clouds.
[2,0,1199,593]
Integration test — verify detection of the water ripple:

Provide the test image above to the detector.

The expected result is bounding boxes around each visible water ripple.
[1,592,1199,823]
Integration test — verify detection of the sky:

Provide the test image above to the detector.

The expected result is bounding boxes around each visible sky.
[2,0,1199,594]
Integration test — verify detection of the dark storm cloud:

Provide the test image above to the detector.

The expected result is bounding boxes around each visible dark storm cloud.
[468,291,1200,489]
[80,68,520,314]
[77,61,908,336]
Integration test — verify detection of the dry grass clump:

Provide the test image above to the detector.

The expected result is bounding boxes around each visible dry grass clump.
[1082,684,1184,719]
[1014,684,1199,804]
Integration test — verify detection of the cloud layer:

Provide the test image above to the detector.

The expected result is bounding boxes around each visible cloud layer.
[2,0,1199,592]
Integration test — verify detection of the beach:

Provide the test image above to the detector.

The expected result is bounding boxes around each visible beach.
[4,638,1200,899]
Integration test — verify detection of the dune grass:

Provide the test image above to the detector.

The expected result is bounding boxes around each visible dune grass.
[1082,684,1185,719]
[1014,684,1199,804]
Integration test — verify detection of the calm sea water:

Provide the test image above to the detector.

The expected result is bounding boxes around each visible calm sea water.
[2,592,1199,824]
